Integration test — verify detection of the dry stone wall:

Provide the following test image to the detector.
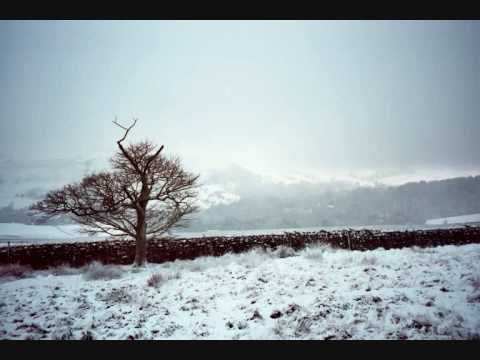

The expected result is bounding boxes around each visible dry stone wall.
[1,227,480,269]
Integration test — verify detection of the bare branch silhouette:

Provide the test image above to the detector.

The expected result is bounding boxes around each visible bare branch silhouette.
[31,119,199,267]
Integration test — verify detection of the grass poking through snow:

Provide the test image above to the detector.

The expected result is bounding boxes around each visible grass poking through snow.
[1,243,479,339]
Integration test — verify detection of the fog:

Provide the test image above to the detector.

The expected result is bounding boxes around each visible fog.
[1,21,479,222]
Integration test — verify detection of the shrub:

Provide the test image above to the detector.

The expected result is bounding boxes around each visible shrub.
[101,287,133,304]
[147,273,164,288]
[16,322,48,336]
[169,271,181,280]
[0,263,33,279]
[295,317,313,336]
[273,246,296,259]
[145,269,180,288]
[52,328,74,340]
[80,330,95,340]
[50,265,80,276]
[82,261,124,281]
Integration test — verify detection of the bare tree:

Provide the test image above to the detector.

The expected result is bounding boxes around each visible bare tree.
[31,119,199,266]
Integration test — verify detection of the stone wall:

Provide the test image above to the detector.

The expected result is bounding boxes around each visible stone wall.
[1,227,480,269]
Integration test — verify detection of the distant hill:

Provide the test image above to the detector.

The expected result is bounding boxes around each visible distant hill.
[2,174,480,231]
[187,175,480,230]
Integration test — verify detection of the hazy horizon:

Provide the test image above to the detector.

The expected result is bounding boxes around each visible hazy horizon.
[1,20,480,206]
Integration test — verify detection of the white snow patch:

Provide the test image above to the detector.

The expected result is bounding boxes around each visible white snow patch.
[1,244,479,339]
[195,184,240,210]
[0,223,106,246]
[426,213,480,226]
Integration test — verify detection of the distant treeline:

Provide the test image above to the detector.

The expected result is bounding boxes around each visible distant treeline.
[188,175,480,230]
[1,175,480,229]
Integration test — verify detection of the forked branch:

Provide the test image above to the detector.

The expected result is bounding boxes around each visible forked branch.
[113,118,138,145]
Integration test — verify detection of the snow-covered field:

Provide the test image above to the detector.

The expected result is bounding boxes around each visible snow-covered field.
[1,243,480,340]
[426,213,480,226]
[0,223,106,246]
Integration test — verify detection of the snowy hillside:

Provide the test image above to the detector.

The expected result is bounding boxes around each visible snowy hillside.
[1,243,479,340]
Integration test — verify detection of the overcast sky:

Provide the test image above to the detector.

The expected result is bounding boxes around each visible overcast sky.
[1,20,479,180]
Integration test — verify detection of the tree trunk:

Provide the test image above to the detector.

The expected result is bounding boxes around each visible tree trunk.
[134,211,148,267]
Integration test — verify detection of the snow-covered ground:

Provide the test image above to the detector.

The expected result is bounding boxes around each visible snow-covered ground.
[426,213,480,226]
[0,223,106,246]
[1,243,479,340]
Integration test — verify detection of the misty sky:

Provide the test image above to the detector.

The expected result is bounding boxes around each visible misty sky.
[1,20,479,180]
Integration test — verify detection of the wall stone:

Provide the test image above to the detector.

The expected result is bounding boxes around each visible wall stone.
[1,227,479,269]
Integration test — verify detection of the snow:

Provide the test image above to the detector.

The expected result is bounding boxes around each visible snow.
[195,184,240,210]
[1,243,479,340]
[0,223,84,239]
[0,223,106,246]
[425,213,480,226]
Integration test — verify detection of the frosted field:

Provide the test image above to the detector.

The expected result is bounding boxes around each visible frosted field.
[1,243,480,340]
